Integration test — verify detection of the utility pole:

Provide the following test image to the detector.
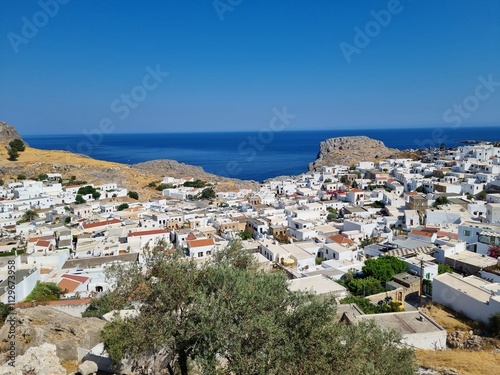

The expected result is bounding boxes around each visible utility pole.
[419,257,424,307]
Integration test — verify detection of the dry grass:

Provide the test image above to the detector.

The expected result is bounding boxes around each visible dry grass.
[416,349,500,375]
[420,303,481,332]
[417,304,500,374]
[61,359,79,374]
[1,145,163,200]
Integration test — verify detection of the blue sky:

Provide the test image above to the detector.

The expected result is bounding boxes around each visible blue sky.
[1,0,499,135]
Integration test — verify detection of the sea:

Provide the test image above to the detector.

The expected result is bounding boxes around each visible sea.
[24,126,499,182]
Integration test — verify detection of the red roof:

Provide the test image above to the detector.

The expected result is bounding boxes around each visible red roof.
[82,219,122,229]
[187,238,215,248]
[58,279,80,293]
[128,229,169,237]
[29,235,53,243]
[410,230,433,237]
[436,231,458,240]
[406,191,418,196]
[328,234,355,246]
[351,189,363,193]
[36,240,51,247]
[186,232,197,240]
[62,274,89,283]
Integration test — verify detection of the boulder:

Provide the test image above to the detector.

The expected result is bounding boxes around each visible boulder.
[0,306,106,364]
[0,343,65,375]
[78,360,98,375]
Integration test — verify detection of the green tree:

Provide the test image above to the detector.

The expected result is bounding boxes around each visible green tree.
[156,183,174,191]
[25,282,63,302]
[9,139,25,152]
[327,213,338,222]
[82,293,131,318]
[100,243,416,375]
[17,174,26,180]
[438,263,453,274]
[117,203,129,211]
[183,180,206,188]
[362,256,407,282]
[7,148,19,161]
[77,185,101,199]
[475,189,487,201]
[340,296,381,314]
[22,209,39,222]
[127,191,139,200]
[237,230,252,240]
[75,194,86,204]
[200,187,216,200]
[432,196,449,207]
[416,186,424,193]
[345,276,385,296]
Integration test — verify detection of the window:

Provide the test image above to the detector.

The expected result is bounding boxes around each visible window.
[463,230,471,237]
[198,252,203,258]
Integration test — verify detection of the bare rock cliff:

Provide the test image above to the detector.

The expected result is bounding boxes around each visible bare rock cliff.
[0,121,25,145]
[308,136,399,171]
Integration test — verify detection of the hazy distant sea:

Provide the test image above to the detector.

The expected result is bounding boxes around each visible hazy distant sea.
[24,127,498,181]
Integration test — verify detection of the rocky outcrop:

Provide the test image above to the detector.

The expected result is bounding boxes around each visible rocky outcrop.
[132,159,260,190]
[447,330,485,350]
[308,136,399,171]
[133,159,224,181]
[0,343,66,375]
[0,121,25,145]
[0,307,106,364]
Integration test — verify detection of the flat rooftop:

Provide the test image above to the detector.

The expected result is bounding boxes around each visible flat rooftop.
[434,273,497,304]
[446,251,498,268]
[288,275,346,296]
[354,311,445,335]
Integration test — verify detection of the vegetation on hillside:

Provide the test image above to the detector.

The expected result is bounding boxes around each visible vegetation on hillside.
[7,139,25,161]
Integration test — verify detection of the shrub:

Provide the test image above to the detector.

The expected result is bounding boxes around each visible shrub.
[128,191,139,200]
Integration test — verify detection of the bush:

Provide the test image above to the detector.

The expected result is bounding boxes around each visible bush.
[183,180,206,188]
[200,188,216,199]
[490,312,500,337]
[75,194,86,204]
[7,148,19,161]
[156,183,174,191]
[128,191,139,200]
[438,263,453,274]
[9,139,25,152]
[117,203,129,211]
[0,302,12,322]
[25,282,63,302]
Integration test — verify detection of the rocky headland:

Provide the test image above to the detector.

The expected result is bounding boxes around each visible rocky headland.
[308,136,400,171]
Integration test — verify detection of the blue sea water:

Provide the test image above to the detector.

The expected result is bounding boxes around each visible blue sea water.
[24,127,499,182]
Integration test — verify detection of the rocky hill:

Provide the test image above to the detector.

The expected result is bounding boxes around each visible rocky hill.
[0,121,25,146]
[0,121,258,199]
[308,136,399,171]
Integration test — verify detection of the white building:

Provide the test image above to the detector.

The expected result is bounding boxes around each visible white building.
[433,273,500,325]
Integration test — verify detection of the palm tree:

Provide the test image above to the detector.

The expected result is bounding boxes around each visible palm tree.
[23,209,39,222]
